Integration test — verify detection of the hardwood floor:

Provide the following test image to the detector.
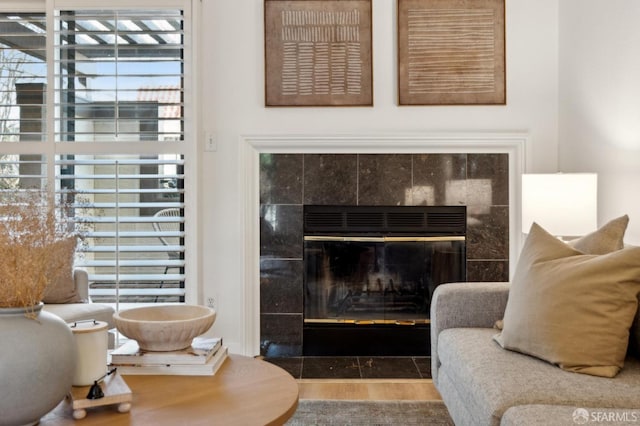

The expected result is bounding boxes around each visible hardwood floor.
[296,379,443,401]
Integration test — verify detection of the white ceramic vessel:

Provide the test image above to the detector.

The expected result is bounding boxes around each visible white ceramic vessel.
[0,304,76,426]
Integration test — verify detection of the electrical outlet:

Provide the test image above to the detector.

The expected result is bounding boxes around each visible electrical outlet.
[206,295,216,310]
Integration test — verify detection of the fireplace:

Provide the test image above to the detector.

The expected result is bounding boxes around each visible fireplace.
[302,205,466,355]
[255,147,519,359]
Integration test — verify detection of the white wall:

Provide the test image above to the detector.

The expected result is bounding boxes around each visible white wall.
[199,0,560,354]
[559,0,640,244]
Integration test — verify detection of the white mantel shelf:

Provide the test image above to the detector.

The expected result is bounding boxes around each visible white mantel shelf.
[242,133,530,154]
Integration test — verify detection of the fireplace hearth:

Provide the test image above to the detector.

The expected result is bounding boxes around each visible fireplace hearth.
[303,205,466,356]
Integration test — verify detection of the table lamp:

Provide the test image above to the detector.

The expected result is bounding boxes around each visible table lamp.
[521,173,597,239]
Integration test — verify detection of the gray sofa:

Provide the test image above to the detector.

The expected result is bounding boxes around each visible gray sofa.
[430,282,640,426]
[42,268,115,331]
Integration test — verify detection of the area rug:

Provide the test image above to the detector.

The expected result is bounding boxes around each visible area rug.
[285,399,454,425]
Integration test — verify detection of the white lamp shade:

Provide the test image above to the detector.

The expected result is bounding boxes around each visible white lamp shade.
[522,173,597,237]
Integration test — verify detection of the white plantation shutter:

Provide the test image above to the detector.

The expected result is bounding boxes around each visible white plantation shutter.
[52,5,189,305]
[0,12,47,144]
[0,1,195,307]
[0,12,48,191]
[56,155,186,303]
[53,8,184,143]
[0,155,46,190]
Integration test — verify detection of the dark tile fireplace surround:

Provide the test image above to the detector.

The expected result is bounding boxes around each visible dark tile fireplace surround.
[259,153,509,368]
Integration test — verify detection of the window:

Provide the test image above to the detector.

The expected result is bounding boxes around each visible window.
[0,12,46,144]
[54,9,184,143]
[0,2,194,308]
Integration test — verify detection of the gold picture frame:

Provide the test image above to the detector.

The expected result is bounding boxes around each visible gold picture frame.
[264,0,373,107]
[398,0,506,105]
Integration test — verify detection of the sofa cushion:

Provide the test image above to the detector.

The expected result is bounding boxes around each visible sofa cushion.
[43,302,115,329]
[494,222,640,377]
[42,237,82,304]
[567,214,628,254]
[501,405,640,426]
[437,328,640,425]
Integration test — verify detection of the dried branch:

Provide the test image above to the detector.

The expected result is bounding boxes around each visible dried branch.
[0,191,78,308]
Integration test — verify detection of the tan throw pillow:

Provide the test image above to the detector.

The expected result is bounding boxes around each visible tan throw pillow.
[561,216,639,357]
[494,222,640,377]
[42,237,83,304]
[567,214,629,254]
[493,215,630,330]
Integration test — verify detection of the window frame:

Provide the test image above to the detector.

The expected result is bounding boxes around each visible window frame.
[0,0,200,306]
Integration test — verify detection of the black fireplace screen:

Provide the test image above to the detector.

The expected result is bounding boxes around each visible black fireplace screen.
[303,205,467,326]
[304,236,465,324]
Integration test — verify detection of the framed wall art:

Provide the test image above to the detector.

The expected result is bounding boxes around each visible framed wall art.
[264,0,373,107]
[398,0,505,105]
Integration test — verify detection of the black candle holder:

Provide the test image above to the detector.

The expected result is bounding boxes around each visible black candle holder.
[86,368,117,400]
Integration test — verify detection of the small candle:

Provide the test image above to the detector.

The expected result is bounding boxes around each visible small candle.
[68,320,108,386]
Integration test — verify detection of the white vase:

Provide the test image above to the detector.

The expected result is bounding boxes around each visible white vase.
[0,303,76,426]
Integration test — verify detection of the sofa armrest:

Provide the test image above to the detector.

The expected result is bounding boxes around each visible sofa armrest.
[430,281,510,385]
[73,268,90,302]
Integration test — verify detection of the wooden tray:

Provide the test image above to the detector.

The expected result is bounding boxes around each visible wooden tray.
[68,373,132,419]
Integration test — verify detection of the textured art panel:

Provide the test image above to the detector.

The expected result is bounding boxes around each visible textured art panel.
[398,0,505,105]
[265,0,372,106]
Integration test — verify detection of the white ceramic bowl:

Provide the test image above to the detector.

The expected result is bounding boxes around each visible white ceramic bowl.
[113,305,216,351]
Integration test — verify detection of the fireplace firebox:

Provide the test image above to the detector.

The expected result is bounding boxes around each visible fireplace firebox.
[303,205,466,356]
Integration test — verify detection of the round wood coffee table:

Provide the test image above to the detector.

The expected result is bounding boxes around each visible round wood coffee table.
[41,354,299,425]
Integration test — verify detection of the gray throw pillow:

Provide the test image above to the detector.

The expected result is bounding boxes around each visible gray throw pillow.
[41,237,83,304]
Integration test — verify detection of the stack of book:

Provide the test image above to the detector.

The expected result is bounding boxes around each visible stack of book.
[109,337,227,376]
